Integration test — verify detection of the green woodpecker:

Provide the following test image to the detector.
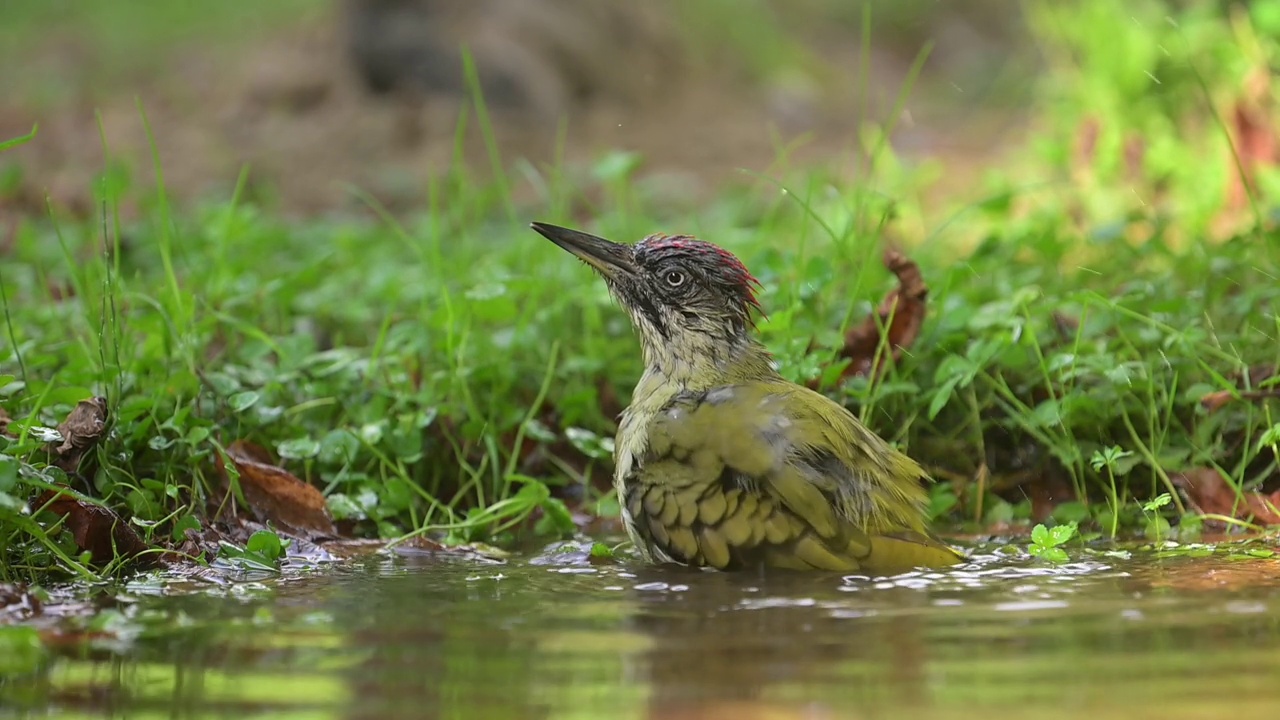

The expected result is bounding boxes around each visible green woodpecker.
[531,222,964,574]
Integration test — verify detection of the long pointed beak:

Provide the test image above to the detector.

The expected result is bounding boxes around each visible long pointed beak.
[530,222,637,279]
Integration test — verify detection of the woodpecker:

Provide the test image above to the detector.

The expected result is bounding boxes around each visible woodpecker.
[531,222,963,573]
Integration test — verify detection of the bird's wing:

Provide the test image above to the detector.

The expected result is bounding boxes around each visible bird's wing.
[628,382,963,573]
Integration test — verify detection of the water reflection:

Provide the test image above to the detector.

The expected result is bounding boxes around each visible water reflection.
[3,547,1280,719]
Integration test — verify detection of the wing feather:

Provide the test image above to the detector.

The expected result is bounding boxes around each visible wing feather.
[623,383,963,573]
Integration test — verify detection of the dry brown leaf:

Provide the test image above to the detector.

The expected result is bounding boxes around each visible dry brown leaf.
[1199,390,1235,413]
[1200,388,1280,413]
[1172,467,1280,526]
[33,488,157,566]
[219,439,336,537]
[820,248,927,386]
[50,396,108,472]
[1199,365,1279,413]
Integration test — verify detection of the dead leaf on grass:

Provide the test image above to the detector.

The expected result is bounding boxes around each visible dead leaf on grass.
[217,439,336,537]
[1171,467,1280,526]
[1200,388,1280,413]
[818,247,927,386]
[1199,365,1279,413]
[49,396,108,472]
[33,489,157,566]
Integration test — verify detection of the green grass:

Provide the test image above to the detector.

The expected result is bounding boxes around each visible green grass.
[2,0,1280,582]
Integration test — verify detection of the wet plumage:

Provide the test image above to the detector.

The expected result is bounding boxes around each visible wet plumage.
[531,222,964,574]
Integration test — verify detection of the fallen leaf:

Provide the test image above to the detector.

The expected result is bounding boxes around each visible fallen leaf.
[218,440,337,537]
[1172,467,1280,526]
[1200,388,1280,413]
[33,489,157,566]
[50,397,108,472]
[1199,365,1279,413]
[820,248,928,385]
[1199,390,1234,413]
[0,406,12,437]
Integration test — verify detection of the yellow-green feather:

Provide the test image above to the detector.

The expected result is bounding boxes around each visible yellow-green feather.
[615,367,963,574]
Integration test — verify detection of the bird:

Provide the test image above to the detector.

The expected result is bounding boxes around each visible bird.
[530,222,964,574]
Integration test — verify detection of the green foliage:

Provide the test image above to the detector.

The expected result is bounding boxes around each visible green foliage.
[217,529,288,573]
[1028,522,1078,564]
[0,124,38,154]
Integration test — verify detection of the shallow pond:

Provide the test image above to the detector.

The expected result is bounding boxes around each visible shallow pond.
[3,542,1280,719]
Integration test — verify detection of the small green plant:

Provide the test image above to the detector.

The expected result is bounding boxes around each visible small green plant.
[216,529,288,572]
[1028,522,1078,564]
[1090,446,1138,538]
[1140,493,1173,542]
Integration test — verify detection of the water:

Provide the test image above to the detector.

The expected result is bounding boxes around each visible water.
[3,543,1280,719]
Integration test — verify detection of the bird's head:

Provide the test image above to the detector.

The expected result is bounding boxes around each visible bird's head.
[532,222,767,377]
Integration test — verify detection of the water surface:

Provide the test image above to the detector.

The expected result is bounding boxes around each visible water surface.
[4,543,1280,719]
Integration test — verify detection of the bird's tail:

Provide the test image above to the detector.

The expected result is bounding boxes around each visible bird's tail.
[861,530,966,574]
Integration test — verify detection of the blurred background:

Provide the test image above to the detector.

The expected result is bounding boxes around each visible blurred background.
[1,0,1276,232]
[1,0,1039,218]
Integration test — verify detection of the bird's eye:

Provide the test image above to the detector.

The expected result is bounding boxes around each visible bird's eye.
[664,270,686,288]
